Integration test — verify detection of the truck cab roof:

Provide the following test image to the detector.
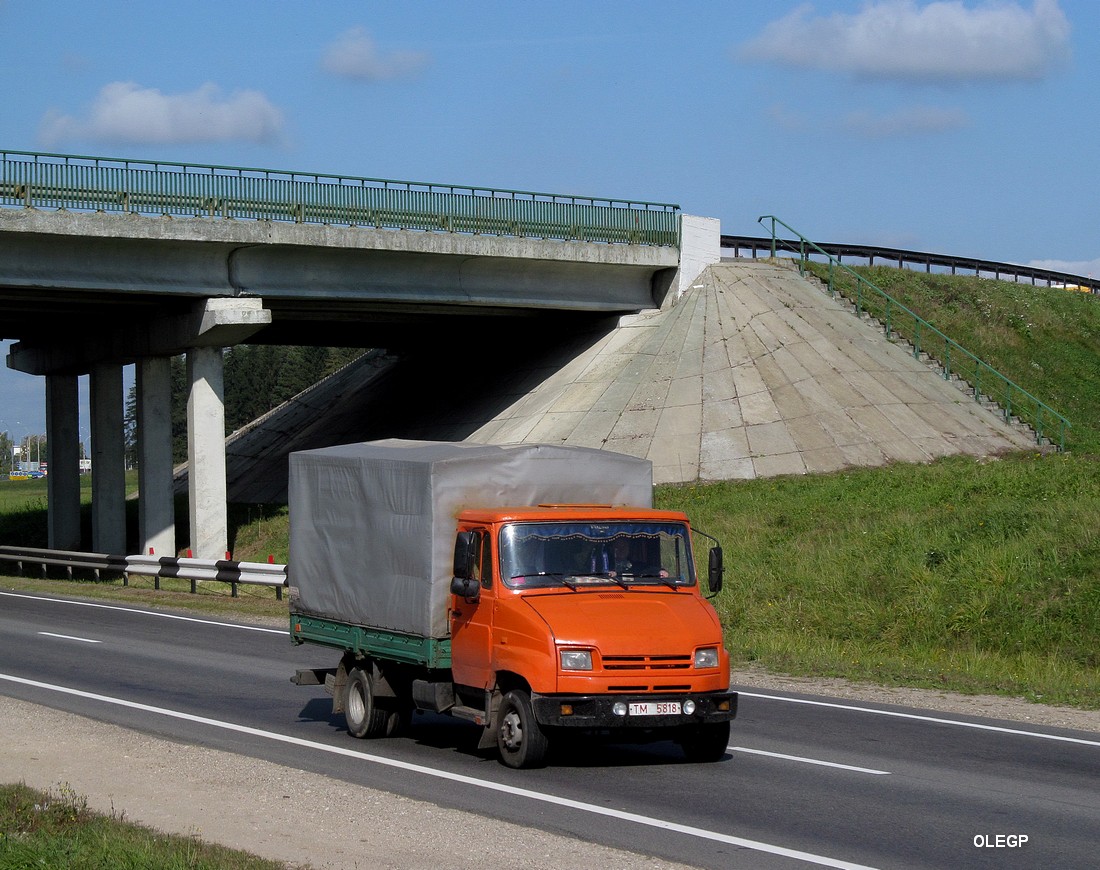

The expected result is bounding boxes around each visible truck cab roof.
[456,505,691,524]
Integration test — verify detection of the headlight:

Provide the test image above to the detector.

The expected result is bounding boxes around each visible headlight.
[694,647,719,669]
[560,649,593,671]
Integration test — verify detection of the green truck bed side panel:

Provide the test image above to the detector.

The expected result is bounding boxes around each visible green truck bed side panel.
[290,613,452,669]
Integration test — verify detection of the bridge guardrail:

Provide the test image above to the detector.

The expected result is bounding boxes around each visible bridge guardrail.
[0,546,288,600]
[0,149,681,248]
[756,216,1071,451]
[721,234,1100,295]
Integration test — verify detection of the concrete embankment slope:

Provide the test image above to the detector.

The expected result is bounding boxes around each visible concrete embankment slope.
[468,259,1036,483]
[218,259,1036,502]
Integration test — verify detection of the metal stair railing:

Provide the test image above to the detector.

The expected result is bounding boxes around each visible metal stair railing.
[758,215,1070,451]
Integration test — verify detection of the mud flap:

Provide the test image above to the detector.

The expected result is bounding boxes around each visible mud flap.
[477,689,502,750]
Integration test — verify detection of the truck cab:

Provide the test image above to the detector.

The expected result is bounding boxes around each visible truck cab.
[448,505,735,767]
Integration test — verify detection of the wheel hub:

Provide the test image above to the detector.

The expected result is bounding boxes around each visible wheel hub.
[500,710,523,750]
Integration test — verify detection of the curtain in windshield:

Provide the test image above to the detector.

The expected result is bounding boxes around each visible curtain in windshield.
[498,522,695,588]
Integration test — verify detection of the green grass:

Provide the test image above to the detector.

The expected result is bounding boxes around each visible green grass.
[0,476,74,545]
[0,474,288,561]
[0,783,287,869]
[657,452,1100,709]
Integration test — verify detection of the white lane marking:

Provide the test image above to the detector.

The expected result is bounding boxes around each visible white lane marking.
[730,746,890,775]
[739,691,1100,748]
[0,672,878,870]
[37,632,102,644]
[0,590,284,634]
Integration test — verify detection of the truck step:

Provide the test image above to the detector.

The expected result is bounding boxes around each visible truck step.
[450,704,488,726]
[291,667,336,687]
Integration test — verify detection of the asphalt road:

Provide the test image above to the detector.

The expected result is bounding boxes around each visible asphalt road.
[1,589,1097,870]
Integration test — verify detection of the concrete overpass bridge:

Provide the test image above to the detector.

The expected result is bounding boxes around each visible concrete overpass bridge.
[0,150,716,558]
[2,150,1041,562]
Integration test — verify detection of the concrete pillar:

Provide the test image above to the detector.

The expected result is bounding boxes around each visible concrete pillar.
[45,374,81,550]
[137,357,176,557]
[186,346,227,559]
[90,362,127,554]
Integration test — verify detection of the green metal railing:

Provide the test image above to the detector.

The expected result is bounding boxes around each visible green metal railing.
[758,216,1070,451]
[0,149,681,247]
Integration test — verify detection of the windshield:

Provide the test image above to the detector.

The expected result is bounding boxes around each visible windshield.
[499,521,695,590]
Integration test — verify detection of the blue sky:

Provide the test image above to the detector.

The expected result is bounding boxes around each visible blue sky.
[1,0,1096,441]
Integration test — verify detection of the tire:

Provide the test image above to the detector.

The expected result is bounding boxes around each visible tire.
[344,666,397,739]
[496,689,550,769]
[679,721,731,763]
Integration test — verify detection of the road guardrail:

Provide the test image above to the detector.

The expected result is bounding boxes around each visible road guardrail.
[0,546,288,600]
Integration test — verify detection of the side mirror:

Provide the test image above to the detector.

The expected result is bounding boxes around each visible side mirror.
[707,546,724,595]
[453,531,476,578]
[450,575,481,602]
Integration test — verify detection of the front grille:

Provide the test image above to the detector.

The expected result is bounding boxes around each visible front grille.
[602,654,692,671]
[608,684,693,693]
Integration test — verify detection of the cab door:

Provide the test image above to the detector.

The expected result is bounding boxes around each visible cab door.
[450,527,495,689]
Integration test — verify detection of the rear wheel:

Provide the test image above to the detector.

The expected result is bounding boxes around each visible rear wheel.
[496,689,550,769]
[345,666,398,739]
[679,721,731,763]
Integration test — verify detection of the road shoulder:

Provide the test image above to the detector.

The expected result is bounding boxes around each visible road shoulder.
[0,696,694,870]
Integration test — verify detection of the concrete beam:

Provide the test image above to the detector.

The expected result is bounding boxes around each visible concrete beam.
[0,208,678,270]
[196,298,273,346]
[0,208,676,359]
[225,245,673,312]
[8,297,271,376]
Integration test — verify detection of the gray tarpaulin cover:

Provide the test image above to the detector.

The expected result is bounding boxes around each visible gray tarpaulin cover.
[288,439,653,639]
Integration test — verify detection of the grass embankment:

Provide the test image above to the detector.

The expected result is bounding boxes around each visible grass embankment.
[0,783,283,869]
[658,452,1100,708]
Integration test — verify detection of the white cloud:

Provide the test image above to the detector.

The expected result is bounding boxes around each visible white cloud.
[1028,256,1100,277]
[740,0,1071,83]
[842,104,969,137]
[38,82,285,147]
[321,27,429,81]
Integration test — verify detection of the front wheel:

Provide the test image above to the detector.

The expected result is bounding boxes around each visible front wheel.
[345,666,399,739]
[496,689,550,769]
[679,721,731,763]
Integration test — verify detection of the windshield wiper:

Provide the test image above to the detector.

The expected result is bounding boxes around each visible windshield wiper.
[631,573,680,589]
[510,572,579,590]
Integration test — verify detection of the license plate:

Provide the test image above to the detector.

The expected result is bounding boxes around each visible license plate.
[628,701,681,716]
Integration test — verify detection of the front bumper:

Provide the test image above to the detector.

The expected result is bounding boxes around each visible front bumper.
[531,690,737,729]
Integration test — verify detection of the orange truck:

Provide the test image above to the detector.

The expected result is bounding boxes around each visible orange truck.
[289,439,735,768]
